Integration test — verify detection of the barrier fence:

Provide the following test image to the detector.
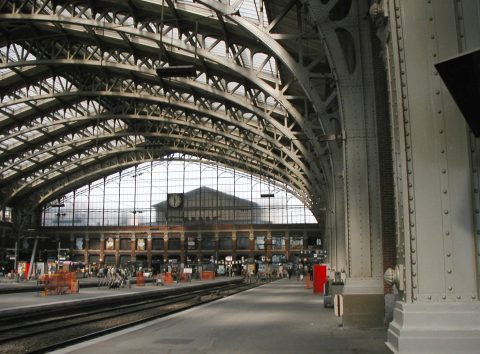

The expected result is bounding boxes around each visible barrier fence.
[38,271,78,296]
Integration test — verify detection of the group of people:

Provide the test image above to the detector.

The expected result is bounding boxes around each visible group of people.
[96,266,131,288]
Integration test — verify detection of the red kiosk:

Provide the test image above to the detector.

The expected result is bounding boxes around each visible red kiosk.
[313,264,328,294]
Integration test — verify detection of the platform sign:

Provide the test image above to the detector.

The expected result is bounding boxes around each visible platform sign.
[334,294,343,317]
[184,268,192,274]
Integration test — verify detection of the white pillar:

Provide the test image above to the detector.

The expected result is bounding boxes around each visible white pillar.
[381,1,480,352]
[308,0,385,327]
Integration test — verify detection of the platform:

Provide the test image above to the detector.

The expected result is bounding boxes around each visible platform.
[49,278,389,354]
[0,277,242,316]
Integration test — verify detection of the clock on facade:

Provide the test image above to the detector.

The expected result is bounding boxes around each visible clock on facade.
[167,193,183,208]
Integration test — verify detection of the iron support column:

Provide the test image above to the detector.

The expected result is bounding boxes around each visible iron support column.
[382,1,480,352]
[309,0,385,327]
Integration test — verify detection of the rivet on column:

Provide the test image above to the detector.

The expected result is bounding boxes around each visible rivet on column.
[448,286,453,291]
[442,296,446,300]
[446,252,451,257]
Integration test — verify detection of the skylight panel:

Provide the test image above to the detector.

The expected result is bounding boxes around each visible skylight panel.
[34,152,53,161]
[197,73,207,84]
[53,145,72,154]
[252,52,272,75]
[1,137,21,149]
[2,169,16,178]
[0,67,12,76]
[18,129,42,141]
[4,102,28,114]
[15,159,35,170]
[238,0,261,22]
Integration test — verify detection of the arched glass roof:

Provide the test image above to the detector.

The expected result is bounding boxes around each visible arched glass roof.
[0,0,337,221]
[42,154,317,227]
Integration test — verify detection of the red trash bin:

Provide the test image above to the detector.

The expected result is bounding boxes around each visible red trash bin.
[313,264,327,294]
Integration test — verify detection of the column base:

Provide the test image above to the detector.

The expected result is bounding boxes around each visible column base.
[342,277,384,328]
[386,301,480,354]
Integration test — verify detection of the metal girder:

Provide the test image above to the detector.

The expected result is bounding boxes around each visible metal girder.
[0,89,313,186]
[0,11,330,149]
[0,0,333,217]
[195,0,330,126]
[0,116,312,192]
[0,65,292,139]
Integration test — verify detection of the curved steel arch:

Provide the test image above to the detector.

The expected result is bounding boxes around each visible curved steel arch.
[0,12,329,159]
[1,120,312,192]
[0,50,323,188]
[0,90,314,187]
[0,0,333,218]
[0,76,305,155]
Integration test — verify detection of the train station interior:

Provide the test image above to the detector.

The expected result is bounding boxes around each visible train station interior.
[1,0,480,353]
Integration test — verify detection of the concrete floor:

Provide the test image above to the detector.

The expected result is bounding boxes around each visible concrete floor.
[52,278,390,354]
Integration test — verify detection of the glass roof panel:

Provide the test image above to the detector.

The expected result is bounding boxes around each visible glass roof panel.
[239,0,261,22]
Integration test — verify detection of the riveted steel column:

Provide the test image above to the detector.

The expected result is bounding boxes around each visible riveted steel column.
[308,0,384,327]
[329,156,346,273]
[461,0,480,319]
[384,1,480,352]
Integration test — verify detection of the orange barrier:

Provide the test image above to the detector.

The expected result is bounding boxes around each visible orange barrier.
[201,271,215,280]
[41,271,78,296]
[305,273,312,289]
[163,272,173,285]
[180,272,190,282]
[136,272,145,286]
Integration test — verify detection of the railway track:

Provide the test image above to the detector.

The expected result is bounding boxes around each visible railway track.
[0,280,264,354]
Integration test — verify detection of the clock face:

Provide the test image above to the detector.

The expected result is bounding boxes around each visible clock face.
[168,193,183,208]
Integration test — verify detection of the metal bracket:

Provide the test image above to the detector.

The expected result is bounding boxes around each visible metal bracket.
[384,264,405,291]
